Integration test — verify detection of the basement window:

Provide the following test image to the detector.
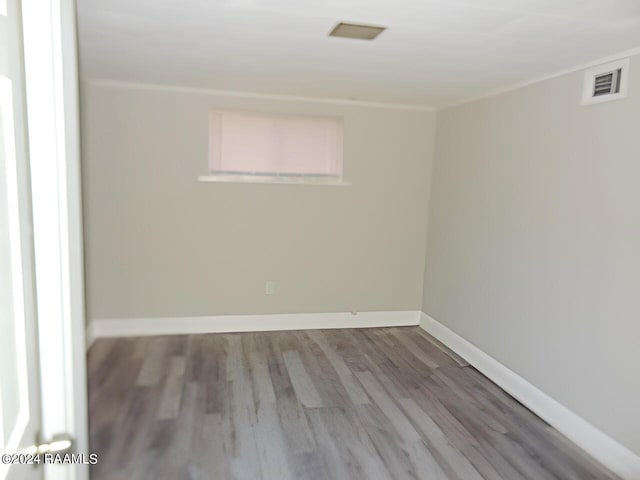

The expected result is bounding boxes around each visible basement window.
[199,110,347,185]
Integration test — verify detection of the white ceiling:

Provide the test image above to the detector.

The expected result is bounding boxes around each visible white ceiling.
[77,0,640,108]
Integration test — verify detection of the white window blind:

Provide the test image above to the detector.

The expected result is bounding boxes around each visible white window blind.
[208,110,343,178]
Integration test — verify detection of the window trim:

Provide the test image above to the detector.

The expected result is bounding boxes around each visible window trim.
[197,173,351,186]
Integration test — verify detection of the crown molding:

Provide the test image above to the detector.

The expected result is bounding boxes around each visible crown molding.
[442,45,640,110]
[82,78,436,112]
[83,45,640,113]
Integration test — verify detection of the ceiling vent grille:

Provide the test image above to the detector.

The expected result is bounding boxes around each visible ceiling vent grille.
[328,22,386,41]
[582,58,630,105]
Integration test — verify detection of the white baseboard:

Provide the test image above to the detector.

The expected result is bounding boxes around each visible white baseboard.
[85,323,96,351]
[89,310,420,340]
[420,312,640,480]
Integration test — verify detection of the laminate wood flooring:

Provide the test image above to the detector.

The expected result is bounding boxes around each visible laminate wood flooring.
[87,327,618,480]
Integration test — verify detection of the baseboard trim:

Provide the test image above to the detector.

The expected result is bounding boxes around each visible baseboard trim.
[85,323,96,351]
[89,310,420,340]
[85,323,97,351]
[420,312,640,480]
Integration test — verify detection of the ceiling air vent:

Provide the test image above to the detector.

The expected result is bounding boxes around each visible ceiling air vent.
[582,58,630,105]
[329,22,386,41]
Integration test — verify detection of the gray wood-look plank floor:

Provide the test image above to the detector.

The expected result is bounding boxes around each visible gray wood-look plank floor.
[88,327,618,480]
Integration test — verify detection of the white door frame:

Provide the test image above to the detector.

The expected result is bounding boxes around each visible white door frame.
[0,0,42,476]
[21,0,88,479]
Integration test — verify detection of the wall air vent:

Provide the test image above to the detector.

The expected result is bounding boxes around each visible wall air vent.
[328,22,386,41]
[582,58,630,105]
[593,69,621,96]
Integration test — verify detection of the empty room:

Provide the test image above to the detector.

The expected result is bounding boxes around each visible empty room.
[1,0,640,479]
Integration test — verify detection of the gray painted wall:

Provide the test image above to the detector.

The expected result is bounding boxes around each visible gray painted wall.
[81,82,435,320]
[423,54,640,455]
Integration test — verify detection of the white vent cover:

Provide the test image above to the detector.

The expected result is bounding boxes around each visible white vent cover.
[582,58,630,105]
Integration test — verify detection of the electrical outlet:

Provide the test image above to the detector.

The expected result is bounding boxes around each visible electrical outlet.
[265,281,276,295]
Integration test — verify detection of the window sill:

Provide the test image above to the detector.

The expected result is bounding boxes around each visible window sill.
[197,174,351,186]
